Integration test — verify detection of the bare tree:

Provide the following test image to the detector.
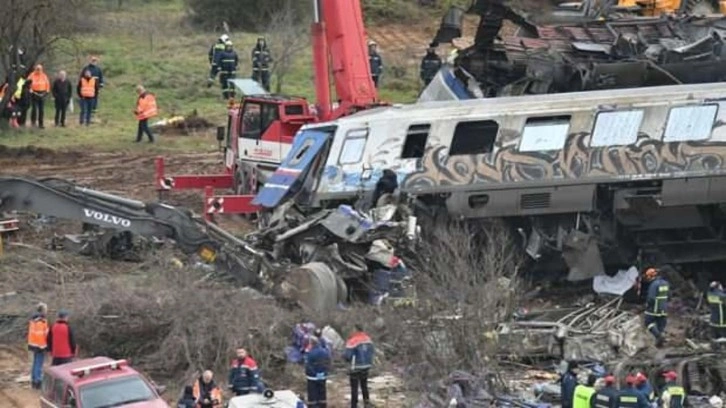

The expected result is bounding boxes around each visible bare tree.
[265,3,310,94]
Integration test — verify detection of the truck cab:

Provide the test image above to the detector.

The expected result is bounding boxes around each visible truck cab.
[40,358,168,408]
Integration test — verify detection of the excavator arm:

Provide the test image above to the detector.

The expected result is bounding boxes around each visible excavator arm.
[0,177,262,285]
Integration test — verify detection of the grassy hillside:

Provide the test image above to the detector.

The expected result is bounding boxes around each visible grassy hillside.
[0,0,425,152]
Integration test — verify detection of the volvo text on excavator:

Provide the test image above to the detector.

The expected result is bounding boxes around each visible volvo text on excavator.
[154,0,384,219]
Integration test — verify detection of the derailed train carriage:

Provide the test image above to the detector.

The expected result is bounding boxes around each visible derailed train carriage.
[254,81,726,280]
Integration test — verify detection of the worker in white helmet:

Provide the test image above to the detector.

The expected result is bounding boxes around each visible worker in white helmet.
[208,34,230,86]
[368,40,383,88]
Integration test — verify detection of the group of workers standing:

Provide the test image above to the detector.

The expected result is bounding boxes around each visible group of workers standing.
[26,303,77,389]
[174,324,375,408]
[207,35,272,99]
[562,362,688,408]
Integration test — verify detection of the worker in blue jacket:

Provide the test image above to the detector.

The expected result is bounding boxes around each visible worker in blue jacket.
[643,267,669,347]
[304,336,331,408]
[707,281,726,347]
[216,41,238,100]
[228,348,262,396]
[560,361,578,408]
[619,375,651,408]
[634,372,655,403]
[344,324,375,408]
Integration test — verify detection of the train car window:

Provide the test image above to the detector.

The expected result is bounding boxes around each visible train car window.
[519,116,571,152]
[401,124,431,159]
[450,120,498,156]
[663,104,718,142]
[339,129,368,164]
[590,110,643,147]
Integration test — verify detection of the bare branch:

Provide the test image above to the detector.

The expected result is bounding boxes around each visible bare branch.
[265,4,310,94]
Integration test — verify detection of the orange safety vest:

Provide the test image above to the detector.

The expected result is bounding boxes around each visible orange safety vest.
[0,83,7,100]
[28,72,50,93]
[27,318,49,349]
[80,77,96,98]
[192,379,223,407]
[135,92,158,120]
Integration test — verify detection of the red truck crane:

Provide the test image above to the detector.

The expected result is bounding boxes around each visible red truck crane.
[155,0,384,219]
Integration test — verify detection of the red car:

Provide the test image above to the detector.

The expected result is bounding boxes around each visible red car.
[40,357,169,408]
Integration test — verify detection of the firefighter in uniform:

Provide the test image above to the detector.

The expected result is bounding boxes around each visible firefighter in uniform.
[217,41,239,100]
[368,40,383,88]
[228,348,262,396]
[419,42,442,87]
[659,371,685,408]
[251,37,272,92]
[707,281,726,348]
[643,267,669,347]
[619,375,651,408]
[634,372,655,403]
[593,375,618,408]
[208,34,229,87]
[573,374,597,408]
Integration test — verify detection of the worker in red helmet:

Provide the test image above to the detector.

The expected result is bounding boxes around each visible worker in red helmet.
[593,375,618,408]
[634,372,655,402]
[642,267,669,347]
[618,375,650,408]
[659,371,685,408]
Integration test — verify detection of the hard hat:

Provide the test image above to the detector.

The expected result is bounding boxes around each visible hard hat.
[220,34,229,42]
[635,372,647,384]
[225,40,233,46]
[368,40,377,46]
[625,375,636,385]
[603,375,615,385]
[663,371,678,380]
[644,267,658,280]
[711,281,721,289]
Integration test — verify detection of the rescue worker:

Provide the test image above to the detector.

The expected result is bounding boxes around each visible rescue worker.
[305,336,331,408]
[177,385,196,408]
[134,84,158,143]
[79,56,104,113]
[659,371,685,408]
[251,37,272,92]
[419,42,442,86]
[643,267,670,347]
[707,281,726,347]
[593,375,619,408]
[561,361,579,408]
[573,374,597,408]
[15,75,32,127]
[217,41,239,100]
[371,169,399,208]
[207,34,229,86]
[77,70,98,126]
[228,348,262,396]
[193,370,223,408]
[635,372,655,403]
[27,64,50,128]
[368,40,383,88]
[344,324,375,408]
[47,310,76,366]
[27,302,49,389]
[51,70,72,127]
[619,375,651,408]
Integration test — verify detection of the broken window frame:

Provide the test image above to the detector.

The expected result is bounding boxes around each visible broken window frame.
[590,109,644,147]
[662,104,718,143]
[401,123,431,159]
[449,119,499,156]
[338,129,369,165]
[518,115,572,152]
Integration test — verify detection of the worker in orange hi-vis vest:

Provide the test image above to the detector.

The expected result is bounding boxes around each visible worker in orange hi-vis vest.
[27,64,50,128]
[77,70,98,126]
[27,302,49,389]
[133,84,158,143]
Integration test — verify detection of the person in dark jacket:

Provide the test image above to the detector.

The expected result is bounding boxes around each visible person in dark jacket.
[560,361,578,408]
[707,281,726,347]
[593,375,618,408]
[643,267,669,347]
[305,337,331,408]
[193,370,223,408]
[47,310,76,366]
[634,372,655,403]
[177,385,196,408]
[251,37,272,92]
[344,324,374,408]
[420,43,442,86]
[659,371,685,408]
[371,169,398,207]
[217,41,239,100]
[51,70,72,127]
[620,375,651,408]
[208,34,229,86]
[368,40,383,88]
[79,56,104,113]
[228,348,262,396]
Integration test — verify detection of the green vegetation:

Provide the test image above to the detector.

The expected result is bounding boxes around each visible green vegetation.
[1,0,423,152]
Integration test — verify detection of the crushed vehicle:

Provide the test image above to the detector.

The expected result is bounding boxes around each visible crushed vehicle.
[424,0,726,101]
[251,79,726,281]
[0,176,416,312]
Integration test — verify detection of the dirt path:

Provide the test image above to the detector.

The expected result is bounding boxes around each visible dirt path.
[0,345,38,408]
